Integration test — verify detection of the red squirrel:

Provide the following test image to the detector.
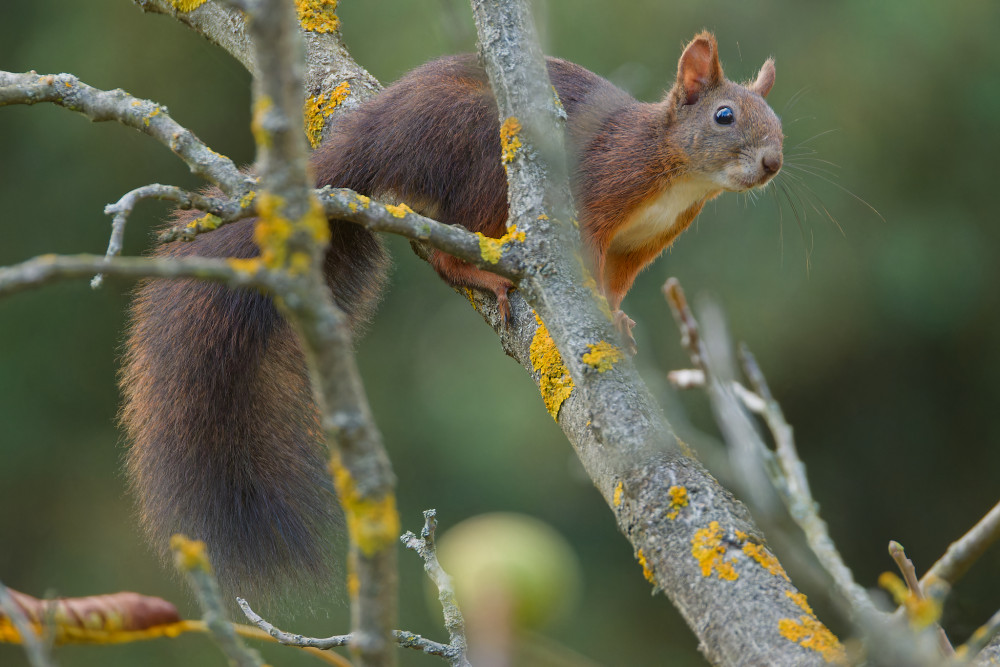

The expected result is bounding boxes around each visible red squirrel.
[121,32,782,597]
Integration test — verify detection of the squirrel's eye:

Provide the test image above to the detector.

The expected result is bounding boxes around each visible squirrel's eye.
[714,106,735,125]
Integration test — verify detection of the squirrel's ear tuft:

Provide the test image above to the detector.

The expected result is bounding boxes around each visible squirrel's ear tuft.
[676,31,723,105]
[751,58,776,98]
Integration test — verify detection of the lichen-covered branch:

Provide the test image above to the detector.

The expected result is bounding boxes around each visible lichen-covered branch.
[465,2,840,665]
[0,71,253,199]
[234,1,399,664]
[665,278,879,621]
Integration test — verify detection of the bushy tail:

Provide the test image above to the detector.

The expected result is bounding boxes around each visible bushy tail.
[120,212,388,600]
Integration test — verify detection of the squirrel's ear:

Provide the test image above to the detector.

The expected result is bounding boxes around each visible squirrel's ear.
[676,31,723,105]
[750,58,776,98]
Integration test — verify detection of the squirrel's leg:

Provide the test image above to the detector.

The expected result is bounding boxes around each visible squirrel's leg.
[430,250,515,323]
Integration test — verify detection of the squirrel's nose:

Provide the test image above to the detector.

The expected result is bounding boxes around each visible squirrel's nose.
[761,152,782,175]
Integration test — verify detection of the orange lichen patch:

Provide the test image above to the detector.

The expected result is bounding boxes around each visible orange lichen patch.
[636,549,656,584]
[385,202,414,218]
[743,542,790,581]
[169,534,211,573]
[778,616,847,664]
[295,0,339,33]
[329,454,400,557]
[786,590,814,615]
[613,481,624,508]
[477,224,525,264]
[500,116,522,163]
[666,485,688,520]
[529,312,574,420]
[169,0,207,11]
[239,190,256,209]
[304,81,351,148]
[582,340,623,372]
[537,213,549,220]
[691,521,738,581]
[185,213,221,233]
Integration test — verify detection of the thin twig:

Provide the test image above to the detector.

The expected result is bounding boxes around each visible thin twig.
[0,71,253,199]
[888,541,953,656]
[922,500,1000,591]
[664,277,879,619]
[171,536,265,667]
[401,510,471,667]
[237,599,456,659]
[0,581,56,667]
[0,252,285,300]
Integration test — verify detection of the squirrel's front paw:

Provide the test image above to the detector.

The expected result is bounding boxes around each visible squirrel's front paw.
[613,310,637,355]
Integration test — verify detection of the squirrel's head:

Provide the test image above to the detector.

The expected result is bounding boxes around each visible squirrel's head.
[663,31,783,192]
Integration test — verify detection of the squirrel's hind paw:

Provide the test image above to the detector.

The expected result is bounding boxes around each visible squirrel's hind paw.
[614,309,638,356]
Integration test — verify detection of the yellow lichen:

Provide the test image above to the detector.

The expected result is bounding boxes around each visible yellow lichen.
[636,549,656,584]
[239,190,256,209]
[385,202,414,218]
[251,96,274,150]
[227,258,262,275]
[477,224,525,264]
[329,454,400,556]
[169,0,207,12]
[613,481,624,508]
[537,213,549,220]
[529,312,573,420]
[295,0,339,33]
[355,193,371,208]
[304,81,351,148]
[169,534,211,573]
[666,485,689,520]
[253,193,329,273]
[778,616,847,664]
[346,570,360,599]
[743,542,790,581]
[878,572,941,628]
[499,116,522,163]
[143,105,160,127]
[691,521,738,581]
[787,590,814,615]
[185,213,220,233]
[581,340,623,372]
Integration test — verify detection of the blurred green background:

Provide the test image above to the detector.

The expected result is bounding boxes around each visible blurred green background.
[2,0,999,664]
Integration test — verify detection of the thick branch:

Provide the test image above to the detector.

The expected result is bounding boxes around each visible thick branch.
[468,2,836,665]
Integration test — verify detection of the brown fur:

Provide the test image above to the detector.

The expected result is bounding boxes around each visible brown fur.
[121,33,781,598]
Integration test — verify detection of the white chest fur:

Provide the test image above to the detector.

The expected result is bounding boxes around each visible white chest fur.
[609,177,719,254]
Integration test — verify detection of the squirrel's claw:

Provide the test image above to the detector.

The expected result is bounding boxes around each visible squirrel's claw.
[613,310,638,356]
